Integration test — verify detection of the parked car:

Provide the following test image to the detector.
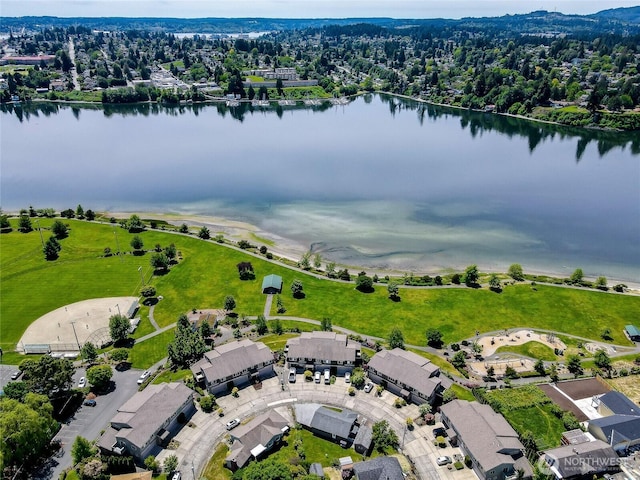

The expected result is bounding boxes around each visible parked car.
[323,369,330,384]
[436,456,452,466]
[364,383,374,393]
[433,427,447,438]
[288,368,296,383]
[344,372,351,383]
[314,371,321,383]
[78,377,86,388]
[226,418,240,430]
[83,399,96,407]
[171,472,181,480]
[137,370,150,384]
[10,370,22,380]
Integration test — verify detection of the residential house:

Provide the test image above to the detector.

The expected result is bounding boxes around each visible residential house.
[440,400,533,480]
[261,274,283,294]
[353,457,404,480]
[98,383,195,462]
[294,403,372,451]
[589,391,640,453]
[367,348,444,405]
[225,410,289,470]
[542,439,619,479]
[624,325,640,342]
[286,331,361,375]
[190,339,275,395]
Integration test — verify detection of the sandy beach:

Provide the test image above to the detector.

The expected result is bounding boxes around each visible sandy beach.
[105,210,640,292]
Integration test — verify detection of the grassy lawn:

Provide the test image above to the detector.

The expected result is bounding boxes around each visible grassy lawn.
[269,428,365,467]
[2,219,638,366]
[449,384,475,402]
[496,341,558,361]
[259,333,299,351]
[129,329,174,368]
[502,404,565,449]
[202,443,232,480]
[268,319,318,333]
[246,75,264,82]
[407,348,458,377]
[153,368,192,384]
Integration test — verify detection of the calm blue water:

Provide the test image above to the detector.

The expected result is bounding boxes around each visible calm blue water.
[1,95,639,282]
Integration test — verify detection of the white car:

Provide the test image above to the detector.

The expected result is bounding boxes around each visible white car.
[226,418,240,430]
[344,372,351,383]
[288,368,296,383]
[78,377,86,388]
[364,383,374,393]
[137,370,150,384]
[314,371,321,383]
[436,456,452,466]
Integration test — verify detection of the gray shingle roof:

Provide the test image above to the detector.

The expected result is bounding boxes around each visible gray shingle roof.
[599,391,640,416]
[226,410,289,468]
[590,414,640,443]
[544,440,618,478]
[441,400,532,476]
[192,339,273,385]
[367,348,440,398]
[286,331,359,363]
[110,383,193,450]
[353,457,404,480]
[294,403,358,439]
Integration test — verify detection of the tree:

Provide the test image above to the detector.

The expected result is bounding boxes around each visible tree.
[163,454,179,474]
[199,395,215,413]
[255,315,268,335]
[508,263,525,281]
[272,319,283,335]
[0,394,58,471]
[179,223,189,233]
[291,279,304,298]
[150,252,170,272]
[442,388,458,404]
[371,420,399,452]
[19,356,74,397]
[313,253,322,269]
[127,214,144,232]
[595,276,608,290]
[419,403,432,417]
[109,314,130,345]
[198,226,210,239]
[426,328,443,348]
[224,295,236,312]
[534,359,546,376]
[350,368,366,388]
[594,349,611,371]
[505,365,519,379]
[75,204,85,219]
[566,354,583,378]
[85,209,95,221]
[141,285,157,299]
[298,251,311,270]
[3,381,28,401]
[86,364,113,390]
[276,295,286,314]
[387,281,400,300]
[320,317,332,331]
[549,363,559,383]
[451,351,467,370]
[109,348,130,363]
[486,366,495,377]
[167,314,207,368]
[43,236,62,260]
[388,327,405,349]
[239,458,292,480]
[200,321,212,339]
[463,264,479,286]
[80,342,98,363]
[570,268,584,285]
[0,214,12,233]
[144,455,160,474]
[356,274,374,292]
[130,235,144,252]
[488,273,501,291]
[51,220,69,239]
[71,436,95,465]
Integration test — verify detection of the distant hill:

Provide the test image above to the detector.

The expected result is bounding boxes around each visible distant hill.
[592,6,640,24]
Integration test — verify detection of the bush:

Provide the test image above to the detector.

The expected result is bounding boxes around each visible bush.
[200,395,215,413]
[454,461,464,470]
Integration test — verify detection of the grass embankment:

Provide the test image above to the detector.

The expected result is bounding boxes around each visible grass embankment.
[496,341,558,362]
[2,219,638,366]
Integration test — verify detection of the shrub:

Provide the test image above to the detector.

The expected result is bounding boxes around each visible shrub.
[231,387,239,397]
[200,395,215,413]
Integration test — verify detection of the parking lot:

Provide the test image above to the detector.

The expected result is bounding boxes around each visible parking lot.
[161,367,477,480]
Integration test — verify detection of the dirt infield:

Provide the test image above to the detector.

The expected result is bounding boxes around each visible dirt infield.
[554,378,611,400]
[539,384,588,421]
[18,297,138,352]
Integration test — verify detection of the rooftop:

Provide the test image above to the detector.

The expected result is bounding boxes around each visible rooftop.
[191,339,273,384]
[367,348,440,398]
[286,331,359,363]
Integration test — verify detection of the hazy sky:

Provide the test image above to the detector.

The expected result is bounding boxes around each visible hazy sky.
[2,0,639,19]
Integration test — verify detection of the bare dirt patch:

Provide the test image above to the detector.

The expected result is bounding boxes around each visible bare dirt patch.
[554,378,610,400]
[538,384,588,421]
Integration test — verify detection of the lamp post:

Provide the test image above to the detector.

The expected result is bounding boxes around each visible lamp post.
[138,266,145,286]
[34,219,45,249]
[191,460,195,480]
[70,321,80,350]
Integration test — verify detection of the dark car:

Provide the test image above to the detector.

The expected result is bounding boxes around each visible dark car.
[83,399,97,407]
[433,427,447,438]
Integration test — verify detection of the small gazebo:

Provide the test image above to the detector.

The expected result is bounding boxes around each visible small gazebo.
[261,274,283,294]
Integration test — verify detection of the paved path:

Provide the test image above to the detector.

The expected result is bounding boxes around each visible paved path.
[263,294,273,317]
[148,304,161,331]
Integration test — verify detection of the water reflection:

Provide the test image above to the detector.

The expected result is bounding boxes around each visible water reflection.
[3,94,637,161]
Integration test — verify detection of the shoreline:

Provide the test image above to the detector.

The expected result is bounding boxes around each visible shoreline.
[104,209,640,292]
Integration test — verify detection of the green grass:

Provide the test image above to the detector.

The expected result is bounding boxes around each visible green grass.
[496,341,558,361]
[152,368,191,384]
[249,232,275,246]
[270,428,365,466]
[449,384,475,402]
[503,404,565,449]
[246,75,264,82]
[408,348,458,377]
[259,333,298,351]
[202,443,232,480]
[268,319,318,333]
[49,90,103,102]
[2,219,638,366]
[129,329,175,368]
[161,60,185,70]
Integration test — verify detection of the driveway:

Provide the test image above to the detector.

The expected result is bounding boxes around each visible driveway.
[160,370,477,480]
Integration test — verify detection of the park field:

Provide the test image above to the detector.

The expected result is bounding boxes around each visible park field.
[1,218,639,364]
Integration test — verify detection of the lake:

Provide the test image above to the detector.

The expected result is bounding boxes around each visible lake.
[1,94,639,283]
